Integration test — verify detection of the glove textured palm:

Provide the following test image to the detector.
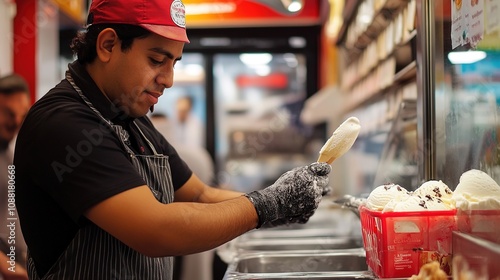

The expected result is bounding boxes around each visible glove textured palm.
[245,162,331,228]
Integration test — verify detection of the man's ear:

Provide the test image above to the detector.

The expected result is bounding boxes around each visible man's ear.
[96,28,119,62]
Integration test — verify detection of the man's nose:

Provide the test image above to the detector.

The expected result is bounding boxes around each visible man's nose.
[156,68,174,89]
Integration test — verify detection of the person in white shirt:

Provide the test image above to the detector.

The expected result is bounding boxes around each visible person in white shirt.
[173,95,204,148]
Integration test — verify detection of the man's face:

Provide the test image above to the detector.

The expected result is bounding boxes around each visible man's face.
[0,92,30,144]
[102,33,185,118]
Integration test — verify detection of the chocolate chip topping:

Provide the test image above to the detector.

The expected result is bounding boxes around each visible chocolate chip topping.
[419,200,427,209]
[433,187,443,197]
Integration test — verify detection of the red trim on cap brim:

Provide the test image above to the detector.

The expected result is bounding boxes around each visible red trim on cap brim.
[140,24,190,43]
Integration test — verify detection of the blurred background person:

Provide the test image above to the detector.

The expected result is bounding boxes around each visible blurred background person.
[172,95,204,148]
[0,73,30,280]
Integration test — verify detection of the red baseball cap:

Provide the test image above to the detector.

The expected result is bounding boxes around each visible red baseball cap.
[87,0,189,43]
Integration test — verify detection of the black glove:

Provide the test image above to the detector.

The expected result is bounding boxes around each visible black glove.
[245,162,331,228]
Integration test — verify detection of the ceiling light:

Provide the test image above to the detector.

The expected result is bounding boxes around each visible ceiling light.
[281,0,303,13]
[287,2,302,12]
[288,37,306,48]
[448,51,487,64]
[239,53,272,65]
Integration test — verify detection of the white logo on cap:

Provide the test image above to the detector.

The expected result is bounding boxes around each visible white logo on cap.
[171,0,186,28]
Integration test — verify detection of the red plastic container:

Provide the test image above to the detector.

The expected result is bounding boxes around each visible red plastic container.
[359,206,457,278]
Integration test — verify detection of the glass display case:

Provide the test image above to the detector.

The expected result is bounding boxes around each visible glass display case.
[421,0,500,188]
[336,0,499,195]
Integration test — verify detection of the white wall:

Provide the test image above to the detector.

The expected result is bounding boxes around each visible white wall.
[0,0,64,99]
[37,0,60,100]
[0,0,16,76]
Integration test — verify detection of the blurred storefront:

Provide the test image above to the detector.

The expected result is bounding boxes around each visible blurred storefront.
[2,0,498,196]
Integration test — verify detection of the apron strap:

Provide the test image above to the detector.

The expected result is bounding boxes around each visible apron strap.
[65,72,159,155]
[134,122,160,155]
[66,72,112,126]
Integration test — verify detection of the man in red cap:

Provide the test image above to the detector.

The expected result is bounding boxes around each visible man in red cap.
[14,0,331,279]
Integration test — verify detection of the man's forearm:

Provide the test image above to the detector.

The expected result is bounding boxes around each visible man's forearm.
[174,174,244,203]
[144,195,258,257]
[198,185,244,203]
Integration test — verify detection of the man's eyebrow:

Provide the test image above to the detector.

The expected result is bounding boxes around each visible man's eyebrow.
[149,47,182,61]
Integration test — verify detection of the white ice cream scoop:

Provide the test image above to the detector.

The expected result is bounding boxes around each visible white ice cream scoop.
[413,180,454,209]
[453,169,500,210]
[366,183,410,211]
[317,116,361,164]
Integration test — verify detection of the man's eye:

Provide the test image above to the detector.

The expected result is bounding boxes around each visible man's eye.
[150,58,164,65]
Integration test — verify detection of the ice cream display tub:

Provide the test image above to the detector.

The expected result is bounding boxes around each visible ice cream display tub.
[359,206,457,278]
[456,209,500,244]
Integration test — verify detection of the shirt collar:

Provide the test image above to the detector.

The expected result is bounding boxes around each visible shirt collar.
[67,61,133,124]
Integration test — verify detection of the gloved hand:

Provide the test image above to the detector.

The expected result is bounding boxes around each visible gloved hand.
[245,162,331,228]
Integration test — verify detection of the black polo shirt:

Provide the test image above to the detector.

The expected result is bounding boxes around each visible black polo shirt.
[14,61,192,277]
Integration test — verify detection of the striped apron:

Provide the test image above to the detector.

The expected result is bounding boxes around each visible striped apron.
[26,73,175,280]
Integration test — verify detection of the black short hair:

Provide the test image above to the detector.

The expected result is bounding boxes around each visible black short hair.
[0,74,30,96]
[70,24,151,64]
